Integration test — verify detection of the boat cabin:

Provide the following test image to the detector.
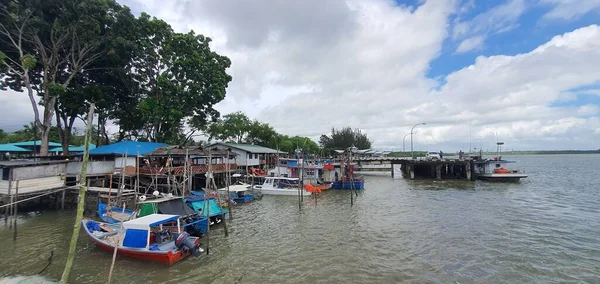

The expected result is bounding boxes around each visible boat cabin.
[122,214,181,249]
[261,177,300,188]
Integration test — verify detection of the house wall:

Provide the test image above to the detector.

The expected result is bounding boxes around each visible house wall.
[67,161,114,175]
[115,157,137,169]
[0,176,64,195]
[11,163,66,181]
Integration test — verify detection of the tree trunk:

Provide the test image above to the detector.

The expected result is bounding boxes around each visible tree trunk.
[23,73,42,129]
[40,96,57,156]
[55,108,68,156]
[60,103,95,284]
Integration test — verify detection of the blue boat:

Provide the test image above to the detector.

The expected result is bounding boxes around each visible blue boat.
[98,202,135,223]
[217,183,254,203]
[186,192,228,225]
[98,196,209,235]
[331,180,365,190]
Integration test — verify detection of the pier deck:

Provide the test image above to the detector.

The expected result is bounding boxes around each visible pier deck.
[355,157,474,180]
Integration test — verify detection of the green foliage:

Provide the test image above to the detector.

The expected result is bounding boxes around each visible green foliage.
[319,127,372,151]
[20,54,36,69]
[125,14,231,143]
[206,111,321,154]
[0,51,6,63]
[207,112,252,143]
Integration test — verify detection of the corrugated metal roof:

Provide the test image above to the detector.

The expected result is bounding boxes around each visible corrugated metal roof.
[210,142,284,154]
[8,140,62,147]
[0,144,31,152]
[89,141,167,156]
[146,145,229,156]
[0,160,68,168]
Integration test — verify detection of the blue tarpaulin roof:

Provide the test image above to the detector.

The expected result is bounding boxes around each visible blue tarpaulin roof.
[89,141,167,156]
[0,144,31,152]
[49,144,96,153]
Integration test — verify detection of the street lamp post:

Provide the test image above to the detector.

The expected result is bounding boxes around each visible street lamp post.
[410,122,426,159]
[402,133,411,153]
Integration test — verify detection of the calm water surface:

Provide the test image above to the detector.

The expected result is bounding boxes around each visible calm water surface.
[1,155,599,283]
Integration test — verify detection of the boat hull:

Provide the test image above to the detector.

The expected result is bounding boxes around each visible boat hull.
[476,173,528,182]
[332,181,365,190]
[82,220,189,265]
[258,188,312,196]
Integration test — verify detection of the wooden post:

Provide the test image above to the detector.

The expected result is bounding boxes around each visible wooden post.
[61,103,95,284]
[391,163,395,178]
[61,188,66,211]
[13,181,18,241]
[2,196,7,225]
[107,203,126,284]
[466,161,472,180]
[226,149,232,221]
[409,164,415,179]
[7,169,12,228]
[436,165,442,180]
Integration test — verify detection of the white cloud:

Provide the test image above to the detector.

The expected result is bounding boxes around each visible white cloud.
[455,35,485,53]
[0,90,42,131]
[452,0,526,40]
[2,0,600,151]
[540,0,600,20]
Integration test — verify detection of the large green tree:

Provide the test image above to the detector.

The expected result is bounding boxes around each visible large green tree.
[206,111,252,143]
[0,0,132,155]
[132,13,231,143]
[206,111,321,154]
[319,127,372,151]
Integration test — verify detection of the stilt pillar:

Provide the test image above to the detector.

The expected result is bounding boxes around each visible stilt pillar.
[436,165,442,180]
[466,162,472,180]
[409,165,415,179]
[61,189,66,210]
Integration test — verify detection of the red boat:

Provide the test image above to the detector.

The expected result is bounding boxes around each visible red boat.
[82,214,203,265]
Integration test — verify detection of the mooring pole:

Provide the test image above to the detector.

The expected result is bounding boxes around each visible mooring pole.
[7,169,12,228]
[226,149,233,221]
[60,103,95,284]
[107,203,126,284]
[13,181,19,241]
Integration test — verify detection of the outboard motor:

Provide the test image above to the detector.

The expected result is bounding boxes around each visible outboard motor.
[175,231,202,257]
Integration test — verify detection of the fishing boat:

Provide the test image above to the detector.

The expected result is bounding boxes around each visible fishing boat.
[82,214,203,265]
[473,159,528,182]
[217,182,254,203]
[98,196,209,235]
[314,182,332,191]
[98,202,135,223]
[185,192,228,225]
[472,142,528,182]
[252,177,311,196]
[331,178,365,190]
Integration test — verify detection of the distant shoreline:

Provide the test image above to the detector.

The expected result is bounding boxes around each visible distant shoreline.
[388,150,600,157]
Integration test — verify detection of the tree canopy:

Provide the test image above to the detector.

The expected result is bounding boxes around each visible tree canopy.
[1,0,231,153]
[319,127,372,151]
[206,112,321,154]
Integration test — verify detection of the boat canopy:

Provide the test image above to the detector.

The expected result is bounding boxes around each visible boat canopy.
[217,184,250,192]
[138,198,197,218]
[186,198,227,217]
[473,160,517,164]
[123,214,179,230]
[266,177,299,181]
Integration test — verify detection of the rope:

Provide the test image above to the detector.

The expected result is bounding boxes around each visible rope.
[0,185,80,209]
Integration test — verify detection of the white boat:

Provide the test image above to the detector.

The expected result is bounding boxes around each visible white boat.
[252,177,311,196]
[473,160,528,182]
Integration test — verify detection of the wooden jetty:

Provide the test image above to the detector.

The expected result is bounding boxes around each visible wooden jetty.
[355,157,474,180]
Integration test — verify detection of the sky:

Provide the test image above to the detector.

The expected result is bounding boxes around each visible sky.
[1,0,600,151]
